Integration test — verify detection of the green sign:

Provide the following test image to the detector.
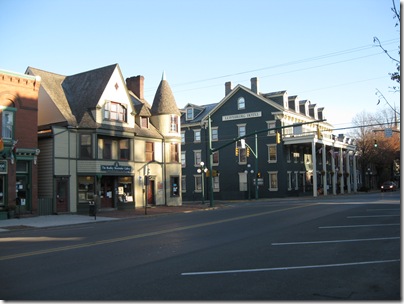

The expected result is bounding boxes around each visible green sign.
[101,162,131,172]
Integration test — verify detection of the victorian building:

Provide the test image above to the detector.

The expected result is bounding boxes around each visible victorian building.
[181,77,357,201]
[0,69,40,218]
[26,64,181,214]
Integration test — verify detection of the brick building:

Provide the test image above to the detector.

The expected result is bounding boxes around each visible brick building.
[0,69,40,218]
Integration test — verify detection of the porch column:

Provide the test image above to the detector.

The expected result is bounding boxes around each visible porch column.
[339,147,344,194]
[322,144,327,196]
[312,140,317,197]
[331,149,336,195]
[353,152,358,192]
[346,151,351,193]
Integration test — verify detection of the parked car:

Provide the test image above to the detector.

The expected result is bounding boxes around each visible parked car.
[380,181,397,192]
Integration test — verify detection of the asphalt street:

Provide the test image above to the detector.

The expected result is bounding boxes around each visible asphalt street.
[0,192,400,300]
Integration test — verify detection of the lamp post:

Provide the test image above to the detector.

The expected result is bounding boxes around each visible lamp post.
[197,161,208,204]
[244,164,254,200]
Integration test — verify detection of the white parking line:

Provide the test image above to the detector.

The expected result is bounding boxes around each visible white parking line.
[347,215,400,218]
[181,259,400,276]
[319,223,400,229]
[271,236,400,246]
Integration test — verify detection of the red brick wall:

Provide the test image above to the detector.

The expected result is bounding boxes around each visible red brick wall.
[0,71,40,212]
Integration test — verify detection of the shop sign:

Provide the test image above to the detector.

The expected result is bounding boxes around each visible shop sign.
[0,160,7,174]
[101,161,132,172]
[222,111,262,121]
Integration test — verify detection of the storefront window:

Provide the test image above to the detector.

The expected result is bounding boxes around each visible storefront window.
[171,176,180,196]
[118,177,133,202]
[78,176,95,202]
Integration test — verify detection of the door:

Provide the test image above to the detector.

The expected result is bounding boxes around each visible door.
[56,177,69,213]
[101,176,114,208]
[147,179,155,205]
[16,175,30,211]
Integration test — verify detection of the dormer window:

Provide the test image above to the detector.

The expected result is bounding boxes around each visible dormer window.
[104,101,127,122]
[141,116,149,128]
[186,108,194,121]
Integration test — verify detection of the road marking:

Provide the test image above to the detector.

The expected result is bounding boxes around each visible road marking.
[347,215,400,218]
[319,223,400,229]
[0,203,318,261]
[271,236,400,246]
[181,259,400,276]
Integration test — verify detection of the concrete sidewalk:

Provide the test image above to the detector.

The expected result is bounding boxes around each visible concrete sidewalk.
[0,203,218,233]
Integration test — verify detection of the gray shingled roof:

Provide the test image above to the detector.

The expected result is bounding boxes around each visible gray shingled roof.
[62,64,117,125]
[27,67,77,126]
[151,79,181,116]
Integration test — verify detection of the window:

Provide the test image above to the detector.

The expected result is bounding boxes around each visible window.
[170,143,179,162]
[80,134,92,159]
[287,171,292,190]
[181,151,186,168]
[268,144,277,163]
[286,146,291,162]
[181,131,185,144]
[145,142,154,162]
[266,120,276,136]
[171,176,180,196]
[238,97,245,109]
[239,148,247,164]
[119,139,130,160]
[186,108,194,120]
[213,151,219,165]
[211,127,218,141]
[98,138,129,160]
[194,129,201,142]
[195,175,202,192]
[213,176,220,192]
[237,124,246,137]
[104,101,127,122]
[170,115,179,133]
[181,175,187,192]
[194,150,201,166]
[0,175,4,206]
[2,111,13,139]
[268,171,278,191]
[141,117,149,128]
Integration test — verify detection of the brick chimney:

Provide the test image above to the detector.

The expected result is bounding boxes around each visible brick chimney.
[251,77,259,94]
[126,75,144,100]
[225,81,232,96]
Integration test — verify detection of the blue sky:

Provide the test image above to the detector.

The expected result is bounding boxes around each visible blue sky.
[0,0,400,128]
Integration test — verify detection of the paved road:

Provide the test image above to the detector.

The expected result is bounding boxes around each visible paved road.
[0,192,400,300]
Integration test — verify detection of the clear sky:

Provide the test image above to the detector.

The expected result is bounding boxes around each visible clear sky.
[0,0,400,129]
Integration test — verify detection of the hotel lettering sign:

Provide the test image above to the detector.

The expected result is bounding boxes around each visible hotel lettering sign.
[222,111,262,121]
[101,161,132,173]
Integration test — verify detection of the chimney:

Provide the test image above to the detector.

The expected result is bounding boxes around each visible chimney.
[126,75,144,100]
[251,77,259,94]
[225,81,232,96]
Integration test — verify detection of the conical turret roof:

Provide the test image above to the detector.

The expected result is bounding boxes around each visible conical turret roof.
[151,73,181,116]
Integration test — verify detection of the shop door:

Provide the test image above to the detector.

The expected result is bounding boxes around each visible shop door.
[16,175,30,211]
[101,176,114,208]
[147,179,155,205]
[56,178,69,213]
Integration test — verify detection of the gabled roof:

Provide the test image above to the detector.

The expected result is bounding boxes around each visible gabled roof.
[27,67,77,126]
[129,91,152,117]
[151,78,181,116]
[62,64,117,124]
[181,103,218,124]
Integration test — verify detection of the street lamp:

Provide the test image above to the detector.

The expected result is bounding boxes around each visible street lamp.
[244,164,254,200]
[197,161,208,204]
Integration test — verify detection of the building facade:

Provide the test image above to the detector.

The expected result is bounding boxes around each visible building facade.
[27,64,181,214]
[0,69,40,218]
[181,77,357,201]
